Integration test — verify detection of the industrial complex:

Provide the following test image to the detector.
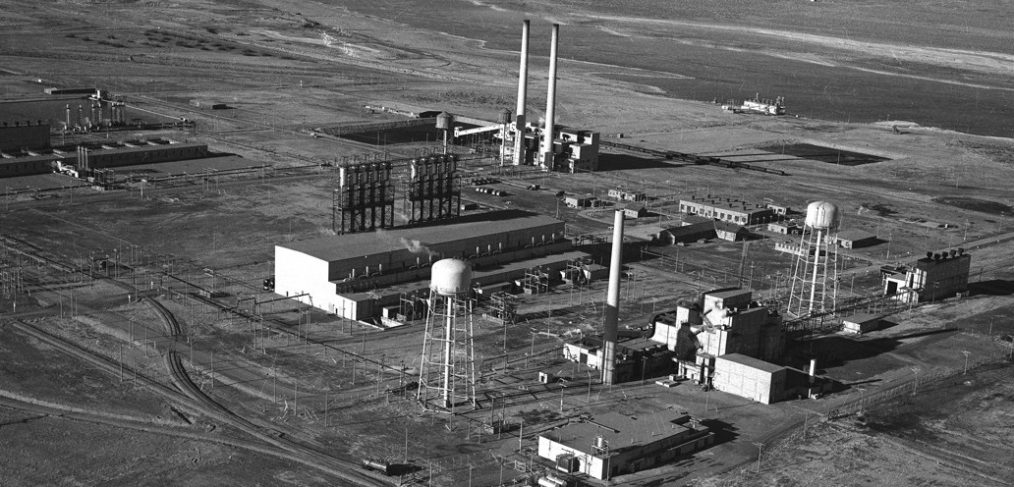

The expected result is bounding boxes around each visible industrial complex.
[2,2,1013,486]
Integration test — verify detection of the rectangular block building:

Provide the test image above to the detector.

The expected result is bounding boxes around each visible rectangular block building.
[274,211,569,319]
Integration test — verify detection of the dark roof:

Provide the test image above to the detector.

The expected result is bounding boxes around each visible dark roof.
[663,221,715,237]
[282,210,562,262]
[842,313,881,324]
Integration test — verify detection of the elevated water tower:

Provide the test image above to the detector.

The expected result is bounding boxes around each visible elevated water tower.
[787,201,840,318]
[417,259,477,410]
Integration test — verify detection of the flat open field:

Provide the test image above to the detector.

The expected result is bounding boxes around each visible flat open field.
[1,0,1014,486]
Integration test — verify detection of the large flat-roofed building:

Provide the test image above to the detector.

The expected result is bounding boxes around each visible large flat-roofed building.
[679,196,775,225]
[0,121,50,152]
[537,412,713,480]
[0,139,207,178]
[274,211,571,319]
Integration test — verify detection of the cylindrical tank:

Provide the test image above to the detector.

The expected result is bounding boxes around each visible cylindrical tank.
[497,108,512,125]
[805,201,838,230]
[430,259,472,296]
[435,112,453,130]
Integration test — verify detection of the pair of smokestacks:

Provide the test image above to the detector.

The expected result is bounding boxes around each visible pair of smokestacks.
[514,20,559,170]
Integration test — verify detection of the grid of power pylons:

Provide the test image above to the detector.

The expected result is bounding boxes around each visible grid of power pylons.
[331,152,461,234]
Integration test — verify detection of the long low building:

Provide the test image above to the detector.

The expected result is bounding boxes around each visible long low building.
[538,412,713,480]
[274,210,571,319]
[0,139,208,178]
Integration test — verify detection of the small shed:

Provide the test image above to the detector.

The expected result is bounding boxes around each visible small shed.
[842,313,882,335]
[622,204,649,219]
[767,221,800,235]
[564,195,596,208]
[714,221,748,242]
[655,221,716,245]
[834,230,878,249]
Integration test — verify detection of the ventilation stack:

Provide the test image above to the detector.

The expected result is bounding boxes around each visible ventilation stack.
[512,19,530,166]
[540,23,559,171]
[602,210,624,385]
[417,259,477,411]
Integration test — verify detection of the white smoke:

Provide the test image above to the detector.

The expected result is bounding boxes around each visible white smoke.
[399,237,438,257]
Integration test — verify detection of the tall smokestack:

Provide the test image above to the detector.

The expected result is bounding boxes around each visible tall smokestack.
[65,104,71,128]
[512,20,530,166]
[602,209,624,385]
[540,23,559,171]
[515,20,529,120]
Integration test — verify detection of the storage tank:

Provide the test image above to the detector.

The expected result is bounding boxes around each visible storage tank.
[805,201,838,230]
[430,259,472,296]
[497,108,512,125]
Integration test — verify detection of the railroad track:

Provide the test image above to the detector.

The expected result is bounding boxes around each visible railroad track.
[163,350,388,486]
[146,294,388,486]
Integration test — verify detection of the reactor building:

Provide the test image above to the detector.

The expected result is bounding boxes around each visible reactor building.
[274,210,581,320]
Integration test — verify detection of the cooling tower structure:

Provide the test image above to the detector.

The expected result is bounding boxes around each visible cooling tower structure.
[417,259,477,411]
[787,201,840,318]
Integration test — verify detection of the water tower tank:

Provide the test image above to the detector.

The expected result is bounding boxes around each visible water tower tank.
[805,201,838,230]
[497,108,512,125]
[435,112,453,130]
[430,259,472,296]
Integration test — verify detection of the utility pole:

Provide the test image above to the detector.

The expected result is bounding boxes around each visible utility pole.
[754,442,764,472]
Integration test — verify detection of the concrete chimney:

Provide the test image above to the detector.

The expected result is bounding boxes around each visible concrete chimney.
[65,104,71,127]
[513,19,530,166]
[602,209,624,385]
[515,20,529,119]
[540,23,559,171]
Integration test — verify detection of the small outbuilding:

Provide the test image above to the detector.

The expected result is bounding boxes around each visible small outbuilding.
[621,204,649,219]
[834,230,878,249]
[714,221,749,242]
[841,313,882,335]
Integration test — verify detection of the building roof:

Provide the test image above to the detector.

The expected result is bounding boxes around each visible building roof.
[916,251,970,267]
[716,353,784,373]
[546,411,694,454]
[681,198,771,215]
[663,221,715,238]
[282,210,562,262]
[705,288,752,301]
[842,312,881,325]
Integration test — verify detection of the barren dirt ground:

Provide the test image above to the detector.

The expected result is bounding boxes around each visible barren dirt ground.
[2,0,1014,486]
